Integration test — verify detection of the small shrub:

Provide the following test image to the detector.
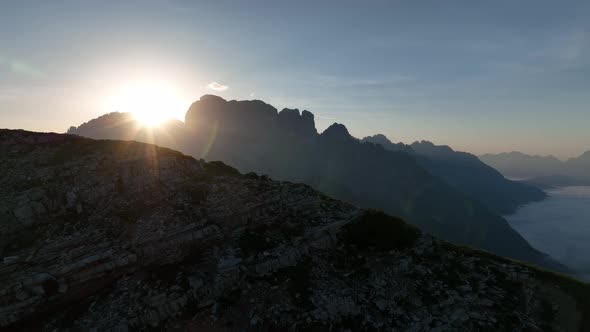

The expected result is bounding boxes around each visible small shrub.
[342,210,420,251]
[204,161,240,176]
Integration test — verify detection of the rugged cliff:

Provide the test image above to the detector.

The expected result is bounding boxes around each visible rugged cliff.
[1,130,588,331]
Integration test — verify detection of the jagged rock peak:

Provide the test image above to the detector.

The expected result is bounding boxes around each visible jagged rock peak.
[321,123,351,139]
[301,109,314,120]
[185,95,320,137]
[185,95,278,130]
[67,112,135,135]
[278,108,317,136]
[190,94,279,113]
[411,140,454,153]
[279,108,301,117]
[363,133,393,145]
[363,134,414,153]
[199,94,227,103]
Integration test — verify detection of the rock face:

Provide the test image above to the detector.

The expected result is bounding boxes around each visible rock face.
[1,129,589,331]
[66,96,562,272]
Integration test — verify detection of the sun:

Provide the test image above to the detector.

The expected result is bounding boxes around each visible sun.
[108,81,185,127]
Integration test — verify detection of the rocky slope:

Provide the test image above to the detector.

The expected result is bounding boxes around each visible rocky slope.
[67,95,561,272]
[1,130,589,331]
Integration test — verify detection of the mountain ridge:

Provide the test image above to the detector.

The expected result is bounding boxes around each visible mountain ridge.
[1,129,589,331]
[481,151,590,186]
[362,135,547,214]
[67,95,560,271]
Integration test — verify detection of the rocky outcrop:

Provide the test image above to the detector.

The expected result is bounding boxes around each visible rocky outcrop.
[1,130,588,331]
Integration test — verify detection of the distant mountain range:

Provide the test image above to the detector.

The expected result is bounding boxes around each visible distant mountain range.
[67,95,562,271]
[480,151,590,188]
[362,135,545,214]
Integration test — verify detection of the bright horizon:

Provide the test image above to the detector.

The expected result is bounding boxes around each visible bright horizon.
[1,1,589,159]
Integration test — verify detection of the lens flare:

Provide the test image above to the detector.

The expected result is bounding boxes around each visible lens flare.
[108,81,185,126]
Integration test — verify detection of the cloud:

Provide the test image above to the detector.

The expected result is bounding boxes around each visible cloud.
[207,82,228,91]
[529,29,590,71]
[557,30,588,62]
[0,57,45,78]
[10,60,45,78]
[313,74,412,88]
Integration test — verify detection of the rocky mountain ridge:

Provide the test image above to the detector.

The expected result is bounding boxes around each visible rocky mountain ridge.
[362,135,546,214]
[66,95,560,272]
[1,130,589,331]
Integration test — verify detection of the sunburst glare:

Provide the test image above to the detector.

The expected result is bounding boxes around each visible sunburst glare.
[107,81,185,126]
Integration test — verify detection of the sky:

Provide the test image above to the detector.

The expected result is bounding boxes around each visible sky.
[1,0,589,158]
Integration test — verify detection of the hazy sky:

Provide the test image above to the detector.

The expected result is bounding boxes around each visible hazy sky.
[1,1,589,158]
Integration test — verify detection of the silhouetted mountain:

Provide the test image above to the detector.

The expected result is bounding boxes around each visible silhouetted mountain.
[362,137,546,214]
[2,129,587,330]
[361,134,413,153]
[565,151,590,180]
[67,111,189,152]
[67,95,564,271]
[480,152,564,179]
[481,151,590,186]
